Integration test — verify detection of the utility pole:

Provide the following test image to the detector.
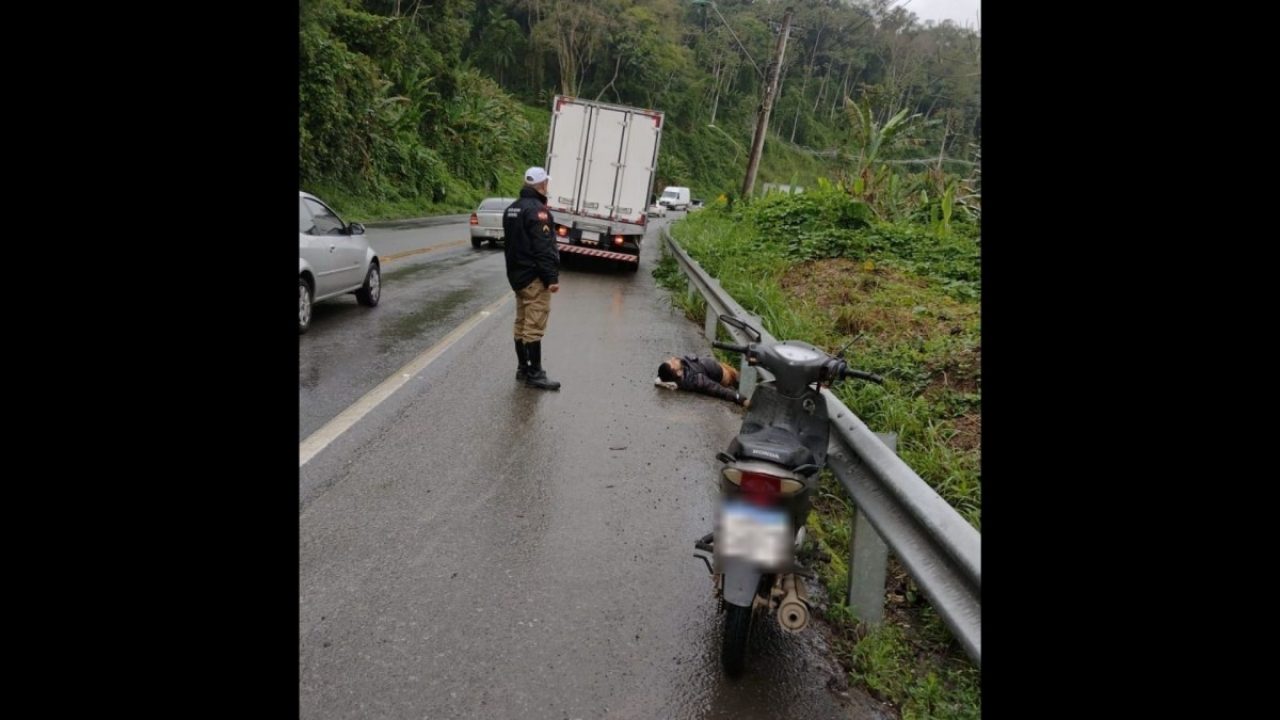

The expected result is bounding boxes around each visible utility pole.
[741,7,793,199]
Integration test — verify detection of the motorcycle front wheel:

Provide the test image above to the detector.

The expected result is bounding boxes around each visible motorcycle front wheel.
[721,603,753,678]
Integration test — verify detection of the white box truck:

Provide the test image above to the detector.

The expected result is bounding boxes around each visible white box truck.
[543,96,664,272]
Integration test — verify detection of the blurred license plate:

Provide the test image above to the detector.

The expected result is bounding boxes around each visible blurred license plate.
[580,230,599,242]
[487,228,503,237]
[719,501,790,566]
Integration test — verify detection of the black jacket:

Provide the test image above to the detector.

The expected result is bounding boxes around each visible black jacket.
[678,355,743,404]
[503,186,560,292]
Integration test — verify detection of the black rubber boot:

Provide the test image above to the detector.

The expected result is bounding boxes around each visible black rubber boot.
[515,339,529,381]
[524,341,561,390]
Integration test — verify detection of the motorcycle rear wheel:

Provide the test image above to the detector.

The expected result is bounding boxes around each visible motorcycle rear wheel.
[721,603,753,678]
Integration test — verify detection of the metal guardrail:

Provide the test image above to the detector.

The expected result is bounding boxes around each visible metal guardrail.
[660,227,981,666]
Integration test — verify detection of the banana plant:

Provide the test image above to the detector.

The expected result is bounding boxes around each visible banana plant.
[844,98,920,217]
[845,99,920,177]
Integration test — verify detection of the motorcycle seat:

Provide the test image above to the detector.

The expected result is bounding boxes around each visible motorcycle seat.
[728,425,815,468]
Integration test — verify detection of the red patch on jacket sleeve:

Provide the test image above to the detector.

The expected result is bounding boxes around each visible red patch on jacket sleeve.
[536,210,549,221]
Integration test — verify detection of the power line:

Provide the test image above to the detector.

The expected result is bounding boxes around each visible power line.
[699,1,764,79]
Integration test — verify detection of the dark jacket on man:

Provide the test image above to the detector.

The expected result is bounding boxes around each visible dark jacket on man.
[676,355,743,404]
[503,186,560,291]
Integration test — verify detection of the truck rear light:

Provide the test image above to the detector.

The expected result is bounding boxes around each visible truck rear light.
[557,226,569,237]
[469,213,478,225]
[613,235,624,246]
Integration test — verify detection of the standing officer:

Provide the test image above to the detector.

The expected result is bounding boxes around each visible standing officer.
[503,166,562,391]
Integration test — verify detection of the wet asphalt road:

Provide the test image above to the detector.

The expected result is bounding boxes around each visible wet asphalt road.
[299,217,891,719]
[298,219,505,441]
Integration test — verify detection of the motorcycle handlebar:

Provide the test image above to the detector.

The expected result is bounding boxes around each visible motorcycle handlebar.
[843,368,884,384]
[711,341,884,385]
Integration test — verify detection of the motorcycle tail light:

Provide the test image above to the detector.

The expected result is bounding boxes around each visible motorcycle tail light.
[723,466,803,504]
[741,472,780,501]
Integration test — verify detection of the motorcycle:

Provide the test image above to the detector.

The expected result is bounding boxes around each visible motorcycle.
[693,314,883,677]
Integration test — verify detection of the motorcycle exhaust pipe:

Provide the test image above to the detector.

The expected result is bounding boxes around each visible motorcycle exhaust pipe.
[777,573,810,633]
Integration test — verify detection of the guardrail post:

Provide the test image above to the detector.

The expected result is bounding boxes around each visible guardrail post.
[849,432,897,626]
[737,312,762,398]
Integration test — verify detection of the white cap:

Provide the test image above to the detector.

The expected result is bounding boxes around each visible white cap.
[525,166,550,184]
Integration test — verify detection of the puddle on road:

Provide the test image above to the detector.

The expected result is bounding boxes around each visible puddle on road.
[383,249,499,282]
[379,286,480,353]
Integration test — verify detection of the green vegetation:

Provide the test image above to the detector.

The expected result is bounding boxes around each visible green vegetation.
[301,0,979,220]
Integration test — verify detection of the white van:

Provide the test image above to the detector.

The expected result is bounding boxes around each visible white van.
[658,186,691,211]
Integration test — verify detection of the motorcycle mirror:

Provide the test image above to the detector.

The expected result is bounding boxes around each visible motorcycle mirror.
[719,314,762,342]
[834,332,865,359]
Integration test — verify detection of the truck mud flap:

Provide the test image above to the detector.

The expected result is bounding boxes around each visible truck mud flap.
[555,243,638,262]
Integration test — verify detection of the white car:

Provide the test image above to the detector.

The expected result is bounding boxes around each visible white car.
[299,191,381,334]
[471,197,516,248]
[647,203,668,218]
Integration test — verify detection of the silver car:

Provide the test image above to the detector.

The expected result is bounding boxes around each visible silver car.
[299,191,381,334]
[470,197,516,248]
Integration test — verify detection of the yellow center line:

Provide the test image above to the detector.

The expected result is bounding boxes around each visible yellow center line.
[379,239,469,263]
